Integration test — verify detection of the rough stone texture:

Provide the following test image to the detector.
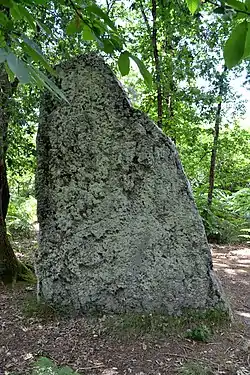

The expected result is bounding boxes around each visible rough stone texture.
[36,54,228,314]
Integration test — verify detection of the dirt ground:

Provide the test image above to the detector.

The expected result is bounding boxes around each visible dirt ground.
[1,244,250,375]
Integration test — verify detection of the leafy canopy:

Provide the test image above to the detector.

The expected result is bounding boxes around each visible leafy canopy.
[0,0,151,98]
[186,0,250,68]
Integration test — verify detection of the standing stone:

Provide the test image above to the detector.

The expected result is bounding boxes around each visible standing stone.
[36,54,228,314]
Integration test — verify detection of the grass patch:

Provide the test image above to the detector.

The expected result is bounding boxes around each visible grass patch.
[102,308,230,339]
[9,357,78,375]
[22,295,80,320]
[178,361,214,375]
[22,296,59,320]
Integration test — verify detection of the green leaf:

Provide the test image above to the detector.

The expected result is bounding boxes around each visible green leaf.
[0,48,8,63]
[102,38,115,53]
[34,357,55,369]
[118,51,130,76]
[186,0,200,14]
[10,4,22,21]
[0,12,9,25]
[21,35,55,75]
[6,53,31,83]
[82,25,95,40]
[130,54,152,88]
[224,21,247,68]
[245,0,250,11]
[66,16,83,35]
[110,35,123,51]
[30,67,69,103]
[36,20,51,35]
[86,4,116,30]
[225,0,245,11]
[0,0,13,7]
[4,61,15,82]
[17,5,36,30]
[243,22,250,58]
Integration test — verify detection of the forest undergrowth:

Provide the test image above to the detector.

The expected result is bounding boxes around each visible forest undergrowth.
[1,239,250,375]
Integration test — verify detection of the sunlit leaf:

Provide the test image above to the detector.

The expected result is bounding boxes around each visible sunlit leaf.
[82,25,95,40]
[186,0,200,14]
[224,21,247,68]
[66,16,83,35]
[118,51,130,76]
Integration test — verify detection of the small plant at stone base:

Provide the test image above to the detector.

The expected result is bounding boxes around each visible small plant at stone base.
[32,357,77,375]
[185,324,212,342]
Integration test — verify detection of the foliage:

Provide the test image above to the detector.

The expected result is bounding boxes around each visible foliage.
[32,357,77,375]
[178,361,213,375]
[194,187,249,243]
[0,0,151,97]
[17,259,36,283]
[1,0,249,247]
[6,193,36,238]
[185,324,212,342]
[186,0,250,68]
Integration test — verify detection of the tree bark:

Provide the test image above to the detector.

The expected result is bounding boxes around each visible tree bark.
[0,65,19,285]
[207,67,227,207]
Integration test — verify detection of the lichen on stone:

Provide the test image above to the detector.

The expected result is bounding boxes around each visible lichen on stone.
[36,54,229,315]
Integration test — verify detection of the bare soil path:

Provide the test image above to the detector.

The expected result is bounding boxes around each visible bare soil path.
[1,244,250,375]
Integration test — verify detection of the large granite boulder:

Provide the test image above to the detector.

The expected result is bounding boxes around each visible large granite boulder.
[36,54,228,314]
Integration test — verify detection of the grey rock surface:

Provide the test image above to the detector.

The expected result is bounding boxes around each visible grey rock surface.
[36,54,228,314]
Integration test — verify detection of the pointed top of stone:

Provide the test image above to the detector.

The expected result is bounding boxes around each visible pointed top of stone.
[36,54,229,315]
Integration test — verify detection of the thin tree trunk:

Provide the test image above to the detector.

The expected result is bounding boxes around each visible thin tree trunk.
[0,65,19,285]
[139,0,163,128]
[207,67,227,207]
[151,0,163,128]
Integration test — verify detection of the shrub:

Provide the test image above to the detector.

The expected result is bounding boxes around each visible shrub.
[6,194,37,238]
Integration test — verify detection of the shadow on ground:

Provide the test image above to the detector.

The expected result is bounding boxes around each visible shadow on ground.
[212,244,250,328]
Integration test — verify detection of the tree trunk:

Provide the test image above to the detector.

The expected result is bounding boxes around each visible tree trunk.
[151,0,163,128]
[139,0,163,129]
[0,65,19,285]
[207,67,227,207]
